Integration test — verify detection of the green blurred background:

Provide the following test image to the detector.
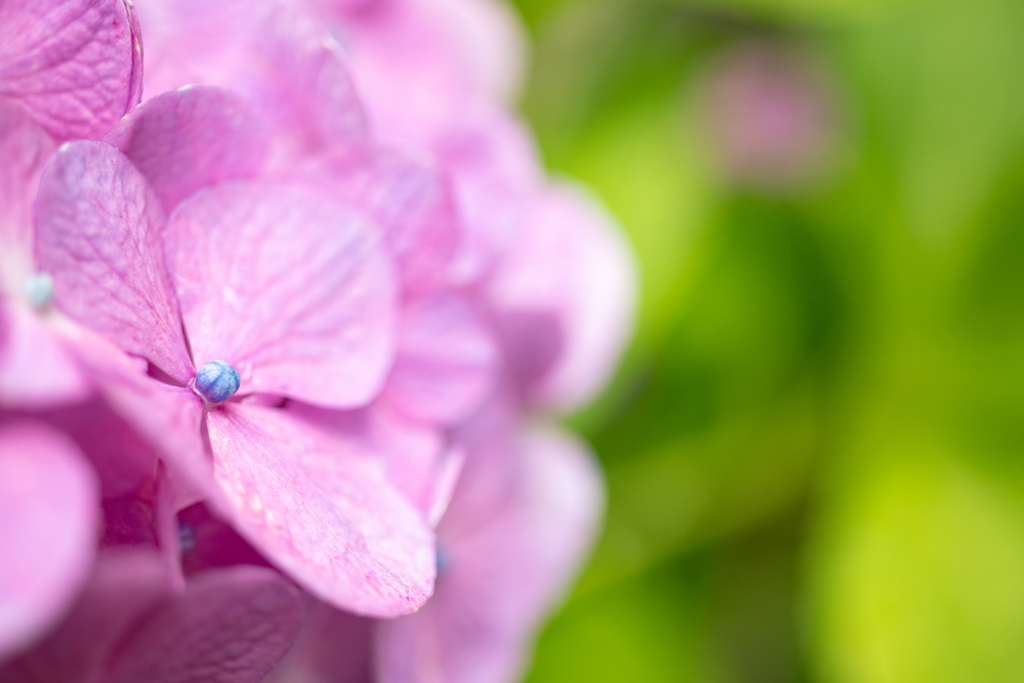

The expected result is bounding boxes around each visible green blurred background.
[510,0,1024,680]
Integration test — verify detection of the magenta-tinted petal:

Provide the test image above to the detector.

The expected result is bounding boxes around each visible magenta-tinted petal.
[177,503,276,576]
[377,426,605,683]
[105,86,270,212]
[490,181,637,410]
[337,0,472,147]
[63,325,209,507]
[263,598,374,683]
[417,0,527,104]
[34,141,193,384]
[166,181,397,408]
[103,566,302,683]
[0,549,176,683]
[383,293,498,424]
[205,403,435,616]
[0,100,54,290]
[314,147,460,292]
[137,0,365,164]
[0,0,142,141]
[0,422,99,659]
[286,401,459,524]
[0,302,91,409]
[441,105,543,285]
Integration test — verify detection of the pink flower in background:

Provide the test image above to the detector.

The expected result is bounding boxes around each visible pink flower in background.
[698,41,839,190]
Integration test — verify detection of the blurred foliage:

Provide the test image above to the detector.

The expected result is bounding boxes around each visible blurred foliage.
[511,0,1024,680]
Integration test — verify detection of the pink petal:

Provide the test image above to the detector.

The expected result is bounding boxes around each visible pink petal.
[103,566,303,683]
[0,0,142,141]
[312,147,460,292]
[440,105,543,285]
[377,426,605,683]
[336,0,475,147]
[34,141,194,384]
[34,396,158,499]
[177,503,276,576]
[290,401,463,524]
[0,100,54,291]
[416,0,527,104]
[62,324,208,508]
[136,0,365,165]
[0,421,99,659]
[263,598,374,683]
[100,468,181,580]
[441,388,520,540]
[0,302,91,409]
[0,549,177,683]
[105,86,270,213]
[205,403,435,616]
[382,293,498,424]
[166,181,397,408]
[490,181,637,410]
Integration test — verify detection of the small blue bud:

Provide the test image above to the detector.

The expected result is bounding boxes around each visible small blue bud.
[194,360,241,403]
[22,273,54,309]
[436,546,451,577]
[178,521,197,555]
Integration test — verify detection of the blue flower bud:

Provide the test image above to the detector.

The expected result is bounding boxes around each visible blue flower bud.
[194,360,241,403]
[436,545,451,577]
[22,273,54,309]
[178,521,197,555]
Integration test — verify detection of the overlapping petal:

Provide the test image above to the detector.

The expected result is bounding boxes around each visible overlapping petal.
[262,600,374,683]
[0,100,54,290]
[0,304,91,409]
[103,566,303,683]
[0,550,176,682]
[165,181,397,407]
[314,147,460,292]
[63,324,208,507]
[34,141,194,384]
[377,426,605,683]
[105,86,270,212]
[136,0,365,165]
[0,0,142,141]
[206,403,435,616]
[0,422,99,660]
[383,293,498,424]
[491,181,638,410]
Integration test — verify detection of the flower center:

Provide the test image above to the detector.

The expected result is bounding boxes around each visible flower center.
[21,273,53,309]
[194,360,241,403]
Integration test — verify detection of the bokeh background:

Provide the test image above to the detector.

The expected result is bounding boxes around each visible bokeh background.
[509,0,1024,680]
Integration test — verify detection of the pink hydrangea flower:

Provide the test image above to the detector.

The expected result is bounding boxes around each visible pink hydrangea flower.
[33,132,435,615]
[1,0,638,678]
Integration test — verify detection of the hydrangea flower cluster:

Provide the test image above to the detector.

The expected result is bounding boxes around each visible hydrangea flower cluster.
[0,0,636,681]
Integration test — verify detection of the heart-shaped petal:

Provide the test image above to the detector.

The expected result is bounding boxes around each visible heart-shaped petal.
[34,141,194,384]
[166,181,397,408]
[205,403,435,617]
[0,0,142,141]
